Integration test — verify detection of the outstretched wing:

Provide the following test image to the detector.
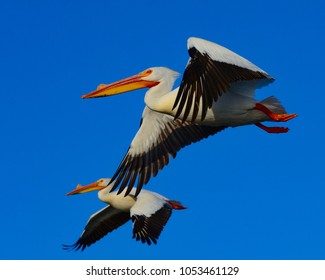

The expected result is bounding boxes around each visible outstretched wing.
[109,106,226,196]
[63,206,130,251]
[130,192,172,245]
[172,37,274,122]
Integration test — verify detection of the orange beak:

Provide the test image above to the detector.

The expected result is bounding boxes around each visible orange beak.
[66,182,105,196]
[82,70,159,99]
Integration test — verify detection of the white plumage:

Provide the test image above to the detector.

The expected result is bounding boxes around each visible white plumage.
[64,178,186,251]
[81,37,297,196]
[187,37,270,74]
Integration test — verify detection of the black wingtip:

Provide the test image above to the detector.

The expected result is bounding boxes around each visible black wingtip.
[132,233,157,246]
[134,186,142,197]
[116,186,126,196]
[62,242,86,252]
[108,178,119,193]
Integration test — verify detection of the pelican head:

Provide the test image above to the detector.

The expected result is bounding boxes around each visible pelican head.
[82,67,180,99]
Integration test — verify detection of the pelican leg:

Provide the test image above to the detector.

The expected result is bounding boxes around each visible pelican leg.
[255,123,289,133]
[255,103,297,122]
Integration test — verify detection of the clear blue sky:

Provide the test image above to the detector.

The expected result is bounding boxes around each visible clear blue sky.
[1,0,324,260]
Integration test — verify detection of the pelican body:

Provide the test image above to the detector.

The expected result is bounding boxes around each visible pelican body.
[81,37,297,196]
[64,178,186,251]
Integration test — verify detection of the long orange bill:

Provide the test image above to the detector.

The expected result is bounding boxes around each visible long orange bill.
[82,71,159,99]
[66,182,104,196]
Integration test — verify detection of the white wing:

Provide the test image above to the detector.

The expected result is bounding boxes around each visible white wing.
[172,37,274,122]
[109,106,226,196]
[63,206,130,251]
[130,191,172,245]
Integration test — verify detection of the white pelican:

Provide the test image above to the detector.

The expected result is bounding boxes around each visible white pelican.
[63,178,186,251]
[82,37,297,196]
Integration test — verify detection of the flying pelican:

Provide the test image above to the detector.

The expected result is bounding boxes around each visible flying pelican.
[63,178,186,251]
[82,37,297,196]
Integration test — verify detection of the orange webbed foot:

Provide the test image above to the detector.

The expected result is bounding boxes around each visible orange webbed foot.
[255,123,289,134]
[271,113,298,122]
[255,103,297,122]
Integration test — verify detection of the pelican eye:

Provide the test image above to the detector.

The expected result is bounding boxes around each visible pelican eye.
[143,69,152,76]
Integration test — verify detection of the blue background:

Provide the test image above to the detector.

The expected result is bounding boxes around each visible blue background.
[1,0,324,259]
